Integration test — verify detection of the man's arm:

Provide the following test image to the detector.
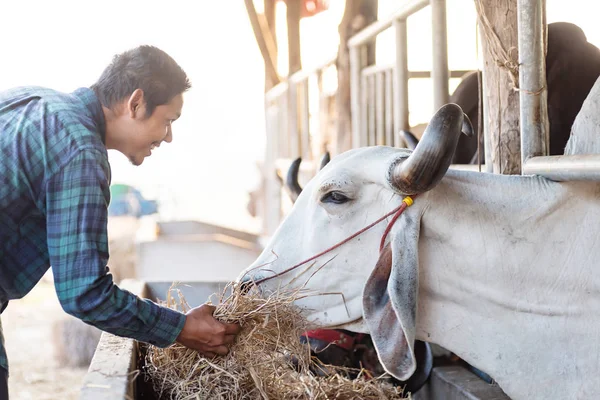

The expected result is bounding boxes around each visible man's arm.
[45,149,240,353]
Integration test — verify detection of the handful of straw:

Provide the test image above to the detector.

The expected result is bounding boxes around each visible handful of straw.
[143,282,408,400]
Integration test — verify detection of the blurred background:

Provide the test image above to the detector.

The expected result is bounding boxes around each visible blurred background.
[0,0,594,232]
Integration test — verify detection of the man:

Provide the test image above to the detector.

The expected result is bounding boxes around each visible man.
[0,45,241,399]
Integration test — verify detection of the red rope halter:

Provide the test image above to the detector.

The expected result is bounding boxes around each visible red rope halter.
[253,195,416,286]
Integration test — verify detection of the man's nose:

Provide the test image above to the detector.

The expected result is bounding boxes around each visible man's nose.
[164,126,173,143]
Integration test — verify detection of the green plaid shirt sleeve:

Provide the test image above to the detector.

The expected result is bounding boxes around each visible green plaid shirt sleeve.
[45,148,186,348]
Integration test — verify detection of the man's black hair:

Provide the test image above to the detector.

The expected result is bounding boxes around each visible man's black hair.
[91,45,191,116]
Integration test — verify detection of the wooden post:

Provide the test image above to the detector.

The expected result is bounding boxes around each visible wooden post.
[244,0,282,235]
[335,0,378,155]
[475,0,521,175]
[286,0,302,75]
[244,0,280,87]
[264,0,278,91]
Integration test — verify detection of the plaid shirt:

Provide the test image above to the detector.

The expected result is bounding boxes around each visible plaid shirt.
[0,86,186,373]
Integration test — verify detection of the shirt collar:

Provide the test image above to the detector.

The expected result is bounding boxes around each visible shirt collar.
[72,87,107,144]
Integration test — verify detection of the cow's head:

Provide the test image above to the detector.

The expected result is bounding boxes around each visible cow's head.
[238,103,471,380]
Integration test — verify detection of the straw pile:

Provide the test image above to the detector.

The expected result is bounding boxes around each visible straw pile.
[143,283,409,400]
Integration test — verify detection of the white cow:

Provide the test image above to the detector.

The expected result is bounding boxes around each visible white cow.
[238,104,600,400]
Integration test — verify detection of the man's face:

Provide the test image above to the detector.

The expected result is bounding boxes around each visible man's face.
[124,91,184,166]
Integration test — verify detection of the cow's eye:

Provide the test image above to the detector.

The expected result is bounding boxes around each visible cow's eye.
[321,191,350,204]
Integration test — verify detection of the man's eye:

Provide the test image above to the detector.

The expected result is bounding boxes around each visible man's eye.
[321,191,350,204]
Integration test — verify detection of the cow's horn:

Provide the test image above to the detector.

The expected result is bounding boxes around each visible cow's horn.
[319,152,331,171]
[286,157,303,202]
[400,130,420,150]
[390,103,472,195]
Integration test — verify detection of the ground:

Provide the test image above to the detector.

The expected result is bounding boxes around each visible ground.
[2,275,89,400]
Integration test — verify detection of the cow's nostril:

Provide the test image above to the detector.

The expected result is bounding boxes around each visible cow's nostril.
[239,279,255,295]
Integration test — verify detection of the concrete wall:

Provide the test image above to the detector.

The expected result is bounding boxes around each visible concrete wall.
[135,220,263,283]
[136,235,261,282]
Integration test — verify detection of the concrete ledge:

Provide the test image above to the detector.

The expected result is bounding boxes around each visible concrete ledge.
[79,333,137,400]
[136,236,261,282]
[79,279,147,400]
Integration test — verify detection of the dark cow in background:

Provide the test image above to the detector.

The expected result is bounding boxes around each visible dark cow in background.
[403,22,600,165]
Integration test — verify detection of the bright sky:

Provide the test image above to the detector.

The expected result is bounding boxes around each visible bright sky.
[1,0,597,233]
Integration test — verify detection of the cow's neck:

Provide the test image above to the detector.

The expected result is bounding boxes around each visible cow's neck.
[414,170,600,400]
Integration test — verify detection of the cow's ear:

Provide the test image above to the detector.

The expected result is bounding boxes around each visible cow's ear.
[362,218,420,381]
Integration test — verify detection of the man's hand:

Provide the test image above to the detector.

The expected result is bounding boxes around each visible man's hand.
[176,304,242,358]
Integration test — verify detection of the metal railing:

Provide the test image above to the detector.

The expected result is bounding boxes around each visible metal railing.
[349,0,453,148]
[259,0,600,239]
[517,0,600,181]
[264,57,336,162]
[357,63,471,147]
[259,0,478,234]
[264,0,474,167]
[262,57,337,235]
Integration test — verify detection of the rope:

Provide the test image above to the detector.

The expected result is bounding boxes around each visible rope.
[379,196,413,252]
[473,0,520,90]
[474,0,547,98]
[254,196,416,286]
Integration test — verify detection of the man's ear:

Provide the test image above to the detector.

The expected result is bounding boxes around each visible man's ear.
[127,89,145,119]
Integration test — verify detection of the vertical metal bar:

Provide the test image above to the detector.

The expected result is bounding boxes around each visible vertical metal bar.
[360,71,369,147]
[431,0,450,110]
[518,0,549,167]
[317,69,327,155]
[474,23,493,173]
[482,71,493,172]
[273,98,279,158]
[368,74,376,146]
[393,19,410,135]
[350,46,363,148]
[376,72,385,145]
[287,82,299,158]
[300,78,311,160]
[278,93,286,158]
[283,86,291,158]
[264,98,281,235]
[385,69,394,146]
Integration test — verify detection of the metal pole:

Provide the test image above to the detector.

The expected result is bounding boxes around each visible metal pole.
[368,74,376,146]
[287,83,299,157]
[360,67,369,147]
[350,46,363,148]
[517,0,549,167]
[385,69,394,145]
[300,79,310,160]
[317,69,327,157]
[264,100,282,235]
[523,155,600,181]
[348,0,430,48]
[431,0,450,110]
[393,19,410,134]
[376,72,385,145]
[482,69,493,173]
[279,93,288,158]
